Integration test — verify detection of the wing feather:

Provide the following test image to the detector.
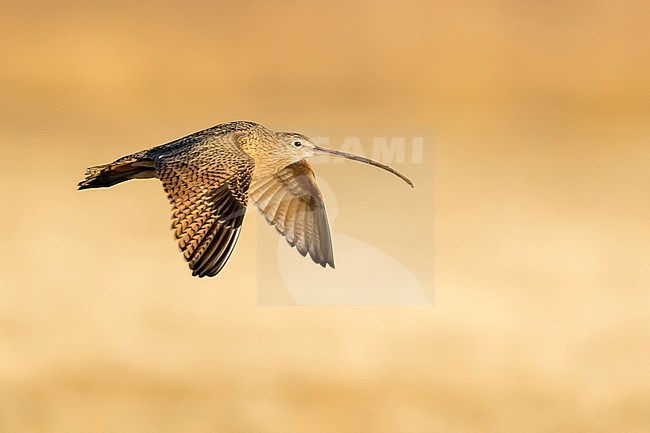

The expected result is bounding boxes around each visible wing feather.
[249,159,334,268]
[155,132,254,277]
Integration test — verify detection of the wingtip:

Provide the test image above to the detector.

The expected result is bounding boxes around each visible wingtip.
[313,256,335,269]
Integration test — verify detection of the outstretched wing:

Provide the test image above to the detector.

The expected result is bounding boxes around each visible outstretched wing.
[154,133,254,277]
[249,159,334,268]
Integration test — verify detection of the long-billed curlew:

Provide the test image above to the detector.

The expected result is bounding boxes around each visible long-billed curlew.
[79,121,413,277]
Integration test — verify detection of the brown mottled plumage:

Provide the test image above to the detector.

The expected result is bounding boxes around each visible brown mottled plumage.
[78,121,413,278]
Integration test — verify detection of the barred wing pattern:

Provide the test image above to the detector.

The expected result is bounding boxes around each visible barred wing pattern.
[154,134,254,277]
[249,159,334,268]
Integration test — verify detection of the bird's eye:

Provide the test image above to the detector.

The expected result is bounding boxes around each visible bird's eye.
[293,141,302,147]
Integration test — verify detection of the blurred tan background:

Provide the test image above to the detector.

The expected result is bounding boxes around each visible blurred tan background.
[1,0,649,432]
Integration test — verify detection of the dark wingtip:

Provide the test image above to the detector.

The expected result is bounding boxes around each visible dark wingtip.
[314,257,335,269]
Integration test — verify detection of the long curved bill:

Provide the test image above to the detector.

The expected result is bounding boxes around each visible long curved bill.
[314,146,414,188]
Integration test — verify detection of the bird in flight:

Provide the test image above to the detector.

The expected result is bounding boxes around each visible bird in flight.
[79,121,413,277]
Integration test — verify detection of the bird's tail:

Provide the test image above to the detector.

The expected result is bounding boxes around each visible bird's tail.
[78,153,155,190]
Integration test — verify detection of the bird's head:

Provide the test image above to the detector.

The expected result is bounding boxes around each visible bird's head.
[275,132,318,161]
